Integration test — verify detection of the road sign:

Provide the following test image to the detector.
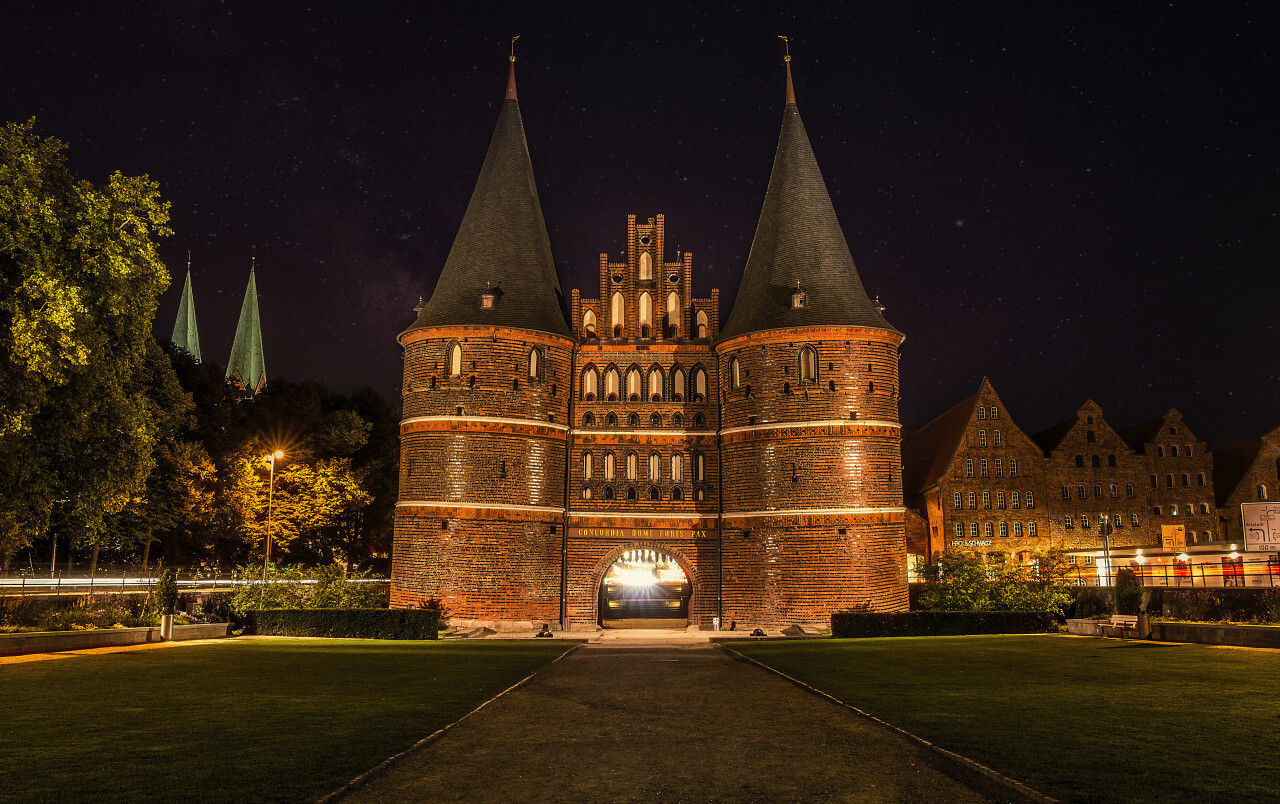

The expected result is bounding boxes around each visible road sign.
[1242,503,1280,552]
[1161,524,1186,552]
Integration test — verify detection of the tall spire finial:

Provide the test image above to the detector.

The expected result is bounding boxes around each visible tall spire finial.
[506,35,520,100]
[778,35,795,105]
[187,249,191,272]
[251,245,256,272]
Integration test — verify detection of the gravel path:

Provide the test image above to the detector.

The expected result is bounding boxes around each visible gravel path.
[340,642,993,803]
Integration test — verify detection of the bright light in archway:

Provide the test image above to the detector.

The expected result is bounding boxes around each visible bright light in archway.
[605,550,688,587]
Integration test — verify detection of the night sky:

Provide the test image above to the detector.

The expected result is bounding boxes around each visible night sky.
[6,4,1278,448]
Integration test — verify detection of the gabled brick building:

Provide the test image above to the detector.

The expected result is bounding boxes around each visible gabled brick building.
[392,59,907,629]
[1215,425,1280,544]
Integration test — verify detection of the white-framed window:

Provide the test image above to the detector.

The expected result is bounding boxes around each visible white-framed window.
[955,523,964,538]
[448,342,462,376]
[954,491,962,509]
[1132,513,1140,526]
[981,459,989,477]
[1028,522,1037,536]
[990,406,999,419]
[1065,515,1074,528]
[966,458,974,477]
[1000,522,1008,537]
[983,491,991,509]
[1110,484,1118,497]
[1009,458,1017,476]
[997,491,1006,509]
[968,491,976,509]
[1011,491,1021,509]
[993,430,1002,447]
[995,459,1003,478]
[1026,491,1034,509]
[984,522,994,538]
[978,429,988,447]
[1013,522,1023,537]
[978,407,987,420]
[1081,514,1090,528]
[1126,483,1134,498]
[970,523,979,537]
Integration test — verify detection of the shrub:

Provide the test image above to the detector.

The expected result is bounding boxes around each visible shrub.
[229,565,388,617]
[832,611,1057,638]
[155,569,178,615]
[1114,568,1143,615]
[246,608,439,639]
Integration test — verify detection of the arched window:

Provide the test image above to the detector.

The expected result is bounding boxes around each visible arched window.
[649,452,660,480]
[1065,515,1074,528]
[604,486,615,500]
[605,412,617,427]
[671,486,683,501]
[696,309,708,338]
[1109,484,1118,497]
[984,522,994,538]
[955,523,964,538]
[978,407,987,420]
[693,368,707,402]
[448,342,462,376]
[649,412,661,427]
[671,413,684,428]
[627,367,641,400]
[1091,455,1100,467]
[582,309,596,337]
[582,412,595,427]
[611,292,625,337]
[604,367,620,401]
[993,430,1002,447]
[1028,522,1038,537]
[671,453,684,482]
[627,486,637,500]
[1081,514,1090,528]
[693,412,706,428]
[626,452,638,480]
[581,486,592,500]
[694,452,705,482]
[649,486,660,501]
[966,458,974,477]
[997,491,1006,509]
[954,492,962,509]
[528,348,541,379]
[1009,458,1018,476]
[639,251,652,280]
[968,491,976,509]
[799,346,818,382]
[648,366,664,401]
[999,522,1008,537]
[979,430,988,447]
[1181,473,1189,487]
[1075,455,1084,468]
[730,356,741,389]
[990,407,999,419]
[1026,492,1034,508]
[1108,454,1117,467]
[582,452,593,481]
[671,367,686,401]
[666,292,680,337]
[581,366,598,400]
[1126,483,1134,497]
[1012,491,1021,509]
[1165,474,1174,488]
[1260,485,1269,501]
[639,292,652,338]
[1087,430,1096,443]
[1013,522,1023,537]
[1173,446,1180,457]
[627,412,639,427]
[1157,446,1165,457]
[983,491,991,509]
[604,453,615,481]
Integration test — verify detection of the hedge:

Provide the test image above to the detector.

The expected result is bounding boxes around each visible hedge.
[246,608,440,639]
[831,611,1058,638]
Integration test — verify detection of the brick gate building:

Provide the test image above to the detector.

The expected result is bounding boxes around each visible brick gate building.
[392,59,907,629]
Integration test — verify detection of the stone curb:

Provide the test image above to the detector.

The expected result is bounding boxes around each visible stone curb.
[316,642,583,803]
[717,643,1058,804]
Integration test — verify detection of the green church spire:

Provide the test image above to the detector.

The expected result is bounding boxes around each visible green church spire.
[171,252,201,362]
[226,257,267,398]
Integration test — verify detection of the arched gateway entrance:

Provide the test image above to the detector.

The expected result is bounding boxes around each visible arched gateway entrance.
[598,548,691,628]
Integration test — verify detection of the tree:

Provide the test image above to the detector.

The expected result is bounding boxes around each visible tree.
[917,551,991,611]
[0,119,174,573]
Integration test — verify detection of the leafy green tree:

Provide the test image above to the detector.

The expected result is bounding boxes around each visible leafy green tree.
[918,551,991,611]
[0,120,174,573]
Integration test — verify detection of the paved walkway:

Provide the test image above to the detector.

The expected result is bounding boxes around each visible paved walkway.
[341,639,994,803]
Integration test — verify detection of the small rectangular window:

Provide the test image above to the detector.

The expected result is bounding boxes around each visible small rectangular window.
[993,430,1002,447]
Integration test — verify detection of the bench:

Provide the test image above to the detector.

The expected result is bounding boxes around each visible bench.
[1104,614,1138,637]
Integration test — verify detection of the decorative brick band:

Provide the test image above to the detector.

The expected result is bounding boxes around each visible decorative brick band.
[399,325,575,350]
[400,415,569,438]
[396,501,564,523]
[719,419,900,445]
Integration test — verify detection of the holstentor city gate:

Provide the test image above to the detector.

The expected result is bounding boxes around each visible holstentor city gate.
[391,57,907,630]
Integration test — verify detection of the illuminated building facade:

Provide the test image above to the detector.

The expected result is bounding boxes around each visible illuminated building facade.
[392,60,908,629]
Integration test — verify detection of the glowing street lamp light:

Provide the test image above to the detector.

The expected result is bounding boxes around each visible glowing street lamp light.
[263,450,285,584]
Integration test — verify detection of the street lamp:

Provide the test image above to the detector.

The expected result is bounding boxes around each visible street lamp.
[263,450,284,584]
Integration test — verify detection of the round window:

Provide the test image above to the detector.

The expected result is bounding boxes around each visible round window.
[668,273,680,283]
[612,274,623,283]
[638,234,651,245]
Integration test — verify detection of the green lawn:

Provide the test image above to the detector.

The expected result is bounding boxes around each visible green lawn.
[733,635,1277,803]
[1,638,571,803]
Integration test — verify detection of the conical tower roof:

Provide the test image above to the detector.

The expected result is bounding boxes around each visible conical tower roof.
[225,262,266,396]
[718,63,898,342]
[171,261,201,362]
[402,60,570,339]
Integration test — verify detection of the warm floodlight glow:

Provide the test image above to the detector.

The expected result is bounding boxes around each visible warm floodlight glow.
[273,450,284,459]
[1177,552,1189,561]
